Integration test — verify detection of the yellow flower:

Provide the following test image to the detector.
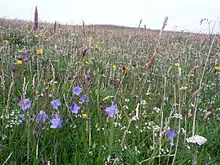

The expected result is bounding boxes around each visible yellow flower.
[82,114,87,119]
[34,34,39,38]
[125,67,129,73]
[17,60,22,65]
[2,40,7,43]
[175,63,180,67]
[85,61,89,65]
[36,49,43,55]
[68,39,73,42]
[214,66,220,71]
[218,45,220,49]
[95,44,99,50]
[112,65,116,69]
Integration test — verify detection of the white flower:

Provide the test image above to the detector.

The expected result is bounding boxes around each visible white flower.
[153,107,160,113]
[140,100,146,105]
[186,135,207,145]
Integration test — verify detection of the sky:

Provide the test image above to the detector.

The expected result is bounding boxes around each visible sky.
[0,0,219,33]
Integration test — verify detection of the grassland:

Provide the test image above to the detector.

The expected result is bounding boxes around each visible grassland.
[0,17,220,165]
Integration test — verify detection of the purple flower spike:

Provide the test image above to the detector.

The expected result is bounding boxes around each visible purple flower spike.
[70,102,80,114]
[72,86,82,96]
[50,99,61,110]
[10,66,16,72]
[105,104,119,118]
[166,130,177,141]
[50,115,62,128]
[36,110,48,124]
[80,95,89,103]
[18,98,31,111]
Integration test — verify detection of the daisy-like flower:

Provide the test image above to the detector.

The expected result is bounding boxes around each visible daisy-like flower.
[186,135,207,145]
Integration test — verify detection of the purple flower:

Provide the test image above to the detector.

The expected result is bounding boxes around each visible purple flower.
[86,75,91,81]
[23,57,28,63]
[15,72,19,78]
[50,115,62,128]
[19,114,25,120]
[23,50,29,55]
[36,110,48,124]
[70,102,80,114]
[105,104,119,118]
[10,66,16,72]
[18,98,31,111]
[18,56,23,60]
[166,130,177,141]
[80,95,89,103]
[50,99,61,110]
[72,86,82,96]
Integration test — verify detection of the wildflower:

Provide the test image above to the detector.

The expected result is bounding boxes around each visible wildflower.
[214,66,220,71]
[19,114,25,120]
[2,40,7,43]
[82,114,87,119]
[50,99,61,110]
[105,104,119,118]
[36,49,43,55]
[125,67,129,73]
[10,66,16,72]
[86,75,91,81]
[34,6,38,31]
[140,100,146,105]
[70,102,80,114]
[23,58,28,63]
[80,95,89,103]
[17,60,22,65]
[72,86,82,96]
[50,115,62,128]
[112,65,116,69]
[218,45,220,49]
[114,79,121,92]
[15,73,20,78]
[23,50,29,55]
[36,110,48,124]
[95,44,99,50]
[186,135,207,145]
[34,34,39,38]
[175,63,180,67]
[18,56,23,60]
[68,39,73,42]
[18,98,31,111]
[85,61,89,65]
[166,130,177,141]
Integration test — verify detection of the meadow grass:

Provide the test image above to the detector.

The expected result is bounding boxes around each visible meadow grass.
[0,17,220,165]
